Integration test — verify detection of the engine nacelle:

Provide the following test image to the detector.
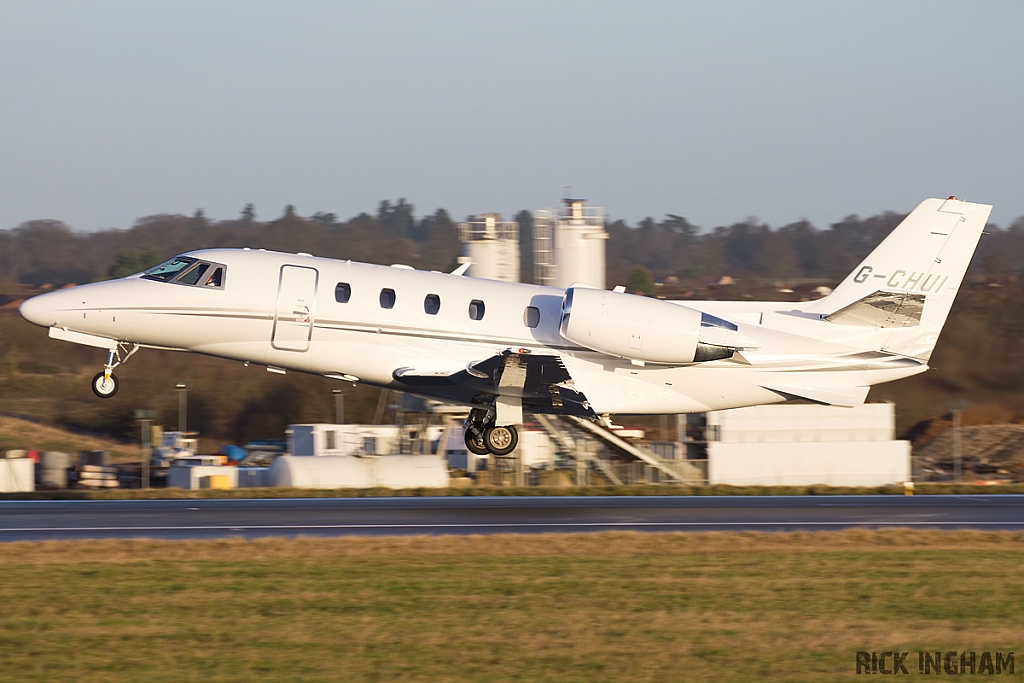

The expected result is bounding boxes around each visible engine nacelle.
[559,287,757,364]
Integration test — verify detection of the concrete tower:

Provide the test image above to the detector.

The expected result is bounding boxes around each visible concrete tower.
[457,213,521,282]
[534,198,607,289]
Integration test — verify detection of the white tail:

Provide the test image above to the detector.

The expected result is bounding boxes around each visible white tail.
[806,197,992,360]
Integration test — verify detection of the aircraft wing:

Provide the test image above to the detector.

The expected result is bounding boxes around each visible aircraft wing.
[392,350,595,416]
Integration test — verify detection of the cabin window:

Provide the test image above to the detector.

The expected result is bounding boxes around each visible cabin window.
[524,306,540,328]
[424,294,441,315]
[380,288,396,309]
[325,430,336,450]
[176,262,210,286]
[204,266,224,288]
[143,257,195,282]
[335,282,352,303]
[468,299,485,320]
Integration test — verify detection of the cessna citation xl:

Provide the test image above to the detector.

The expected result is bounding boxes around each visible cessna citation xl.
[19,197,990,456]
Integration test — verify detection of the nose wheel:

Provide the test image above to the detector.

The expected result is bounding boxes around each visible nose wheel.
[91,372,119,398]
[90,343,138,399]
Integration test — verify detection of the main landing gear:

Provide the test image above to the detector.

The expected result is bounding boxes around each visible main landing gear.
[464,407,519,456]
[91,343,139,399]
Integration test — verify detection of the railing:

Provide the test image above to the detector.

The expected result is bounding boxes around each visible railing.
[601,460,708,486]
[458,220,519,242]
[559,203,605,226]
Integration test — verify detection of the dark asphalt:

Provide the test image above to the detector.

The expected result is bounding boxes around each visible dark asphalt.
[1,495,1024,541]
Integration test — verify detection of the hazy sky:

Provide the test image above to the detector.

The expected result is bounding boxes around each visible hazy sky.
[1,1,1022,232]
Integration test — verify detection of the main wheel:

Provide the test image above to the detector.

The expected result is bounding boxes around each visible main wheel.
[484,425,518,456]
[91,372,119,399]
[464,426,490,456]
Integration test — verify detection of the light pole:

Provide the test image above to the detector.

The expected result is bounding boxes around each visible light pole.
[946,399,967,483]
[134,409,155,489]
[332,388,345,425]
[176,383,188,433]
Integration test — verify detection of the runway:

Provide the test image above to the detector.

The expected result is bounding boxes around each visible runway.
[1,494,1024,540]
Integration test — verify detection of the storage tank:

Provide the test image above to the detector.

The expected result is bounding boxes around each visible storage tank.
[268,454,450,489]
[36,451,70,488]
[533,198,607,288]
[268,455,372,488]
[458,213,521,282]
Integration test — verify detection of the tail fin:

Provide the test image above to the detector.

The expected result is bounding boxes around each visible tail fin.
[806,197,992,360]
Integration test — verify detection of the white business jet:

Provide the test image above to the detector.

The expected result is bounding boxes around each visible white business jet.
[19,197,990,456]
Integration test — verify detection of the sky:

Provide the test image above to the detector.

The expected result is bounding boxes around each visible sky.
[1,0,1022,232]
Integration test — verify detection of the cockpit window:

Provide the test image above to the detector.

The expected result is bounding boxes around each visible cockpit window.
[143,257,195,282]
[176,262,210,285]
[205,267,224,288]
[142,256,226,289]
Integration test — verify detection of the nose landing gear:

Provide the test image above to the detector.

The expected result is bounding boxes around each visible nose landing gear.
[463,407,519,456]
[90,343,139,399]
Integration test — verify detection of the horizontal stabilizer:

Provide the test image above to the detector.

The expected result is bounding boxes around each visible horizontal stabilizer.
[759,381,869,407]
[826,291,924,328]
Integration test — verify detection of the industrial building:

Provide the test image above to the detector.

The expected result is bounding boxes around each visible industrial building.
[457,198,608,287]
[4,401,914,492]
[698,403,911,486]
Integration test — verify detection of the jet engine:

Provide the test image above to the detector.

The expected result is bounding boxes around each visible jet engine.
[559,286,760,365]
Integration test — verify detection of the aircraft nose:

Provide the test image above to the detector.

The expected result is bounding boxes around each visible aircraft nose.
[19,291,61,328]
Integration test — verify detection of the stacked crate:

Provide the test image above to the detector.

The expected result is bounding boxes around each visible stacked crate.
[74,450,119,489]
[77,465,119,488]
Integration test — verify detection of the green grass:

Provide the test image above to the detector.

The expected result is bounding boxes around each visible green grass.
[0,531,1021,682]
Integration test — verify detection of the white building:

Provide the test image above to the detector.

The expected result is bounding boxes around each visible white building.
[0,456,33,492]
[704,403,911,486]
[458,213,521,282]
[288,424,448,457]
[534,198,608,289]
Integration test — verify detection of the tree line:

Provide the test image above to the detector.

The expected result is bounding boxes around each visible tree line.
[2,200,1023,293]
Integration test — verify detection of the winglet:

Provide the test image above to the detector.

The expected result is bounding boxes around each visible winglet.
[450,262,472,276]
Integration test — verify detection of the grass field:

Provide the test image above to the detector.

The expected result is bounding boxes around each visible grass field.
[0,415,136,462]
[0,530,1021,682]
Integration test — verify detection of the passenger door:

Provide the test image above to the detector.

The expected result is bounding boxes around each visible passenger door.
[272,265,318,352]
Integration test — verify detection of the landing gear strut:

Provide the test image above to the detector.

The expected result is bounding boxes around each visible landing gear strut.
[463,407,519,456]
[91,343,139,399]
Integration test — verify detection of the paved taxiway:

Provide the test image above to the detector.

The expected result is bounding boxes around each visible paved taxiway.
[1,495,1023,540]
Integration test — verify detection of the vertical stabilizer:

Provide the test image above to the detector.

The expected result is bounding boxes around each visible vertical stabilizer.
[807,197,992,360]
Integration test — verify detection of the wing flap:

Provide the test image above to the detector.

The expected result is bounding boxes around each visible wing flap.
[759,381,869,407]
[391,351,595,416]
